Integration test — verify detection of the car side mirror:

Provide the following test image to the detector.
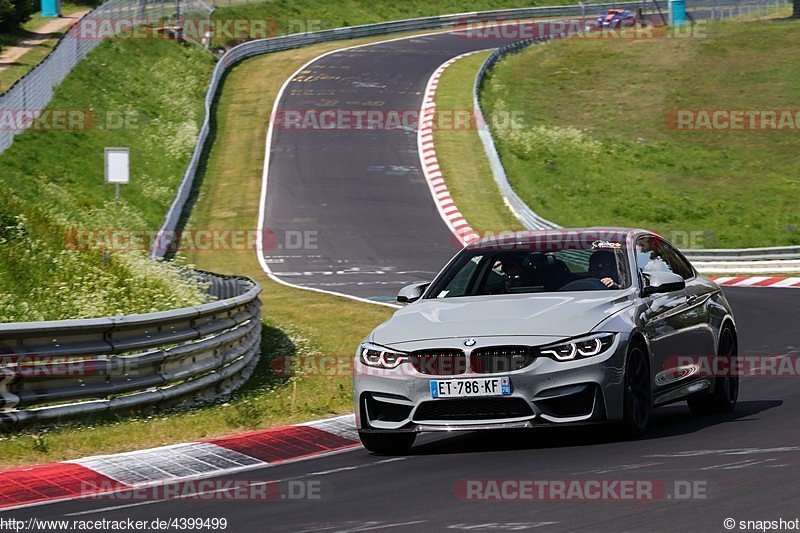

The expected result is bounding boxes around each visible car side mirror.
[641,271,685,296]
[397,282,429,304]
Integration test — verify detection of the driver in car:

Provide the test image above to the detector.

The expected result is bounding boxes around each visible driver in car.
[501,260,529,292]
[589,250,621,289]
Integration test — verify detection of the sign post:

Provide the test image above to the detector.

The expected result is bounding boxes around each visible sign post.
[104,148,130,203]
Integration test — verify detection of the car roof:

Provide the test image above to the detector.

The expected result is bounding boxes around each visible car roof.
[466,227,657,250]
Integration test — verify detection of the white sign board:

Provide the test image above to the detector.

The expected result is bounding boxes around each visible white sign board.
[105,148,130,184]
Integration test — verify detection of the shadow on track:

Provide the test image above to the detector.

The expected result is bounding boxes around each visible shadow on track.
[406,399,782,456]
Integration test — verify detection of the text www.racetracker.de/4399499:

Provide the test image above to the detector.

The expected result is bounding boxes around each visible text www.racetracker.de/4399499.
[0,517,228,531]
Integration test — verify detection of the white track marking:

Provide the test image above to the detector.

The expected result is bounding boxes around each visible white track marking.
[70,443,264,485]
[576,462,662,474]
[700,458,778,470]
[647,446,800,458]
[771,277,800,287]
[302,413,360,441]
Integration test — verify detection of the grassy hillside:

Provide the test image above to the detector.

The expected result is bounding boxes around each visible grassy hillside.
[0,38,215,321]
[481,19,800,248]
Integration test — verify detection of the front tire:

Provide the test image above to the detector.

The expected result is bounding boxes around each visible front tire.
[359,431,416,455]
[622,343,651,438]
[687,326,739,415]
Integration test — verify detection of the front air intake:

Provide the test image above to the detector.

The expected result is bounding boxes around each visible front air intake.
[470,345,536,374]
[409,349,466,375]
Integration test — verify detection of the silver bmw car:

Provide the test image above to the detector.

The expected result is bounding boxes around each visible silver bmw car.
[354,228,739,454]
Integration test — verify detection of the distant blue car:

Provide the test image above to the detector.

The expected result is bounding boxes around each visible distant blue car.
[596,8,636,28]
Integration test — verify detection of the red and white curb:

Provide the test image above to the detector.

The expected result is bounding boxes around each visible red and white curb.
[418,51,488,247]
[710,276,800,288]
[0,414,359,511]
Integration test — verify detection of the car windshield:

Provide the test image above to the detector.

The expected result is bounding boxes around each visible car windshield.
[426,241,631,298]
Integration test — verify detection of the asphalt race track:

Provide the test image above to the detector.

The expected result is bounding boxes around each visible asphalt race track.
[261,26,533,302]
[8,288,799,531]
[10,19,800,533]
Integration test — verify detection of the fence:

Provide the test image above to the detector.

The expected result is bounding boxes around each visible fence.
[0,271,261,427]
[0,0,212,153]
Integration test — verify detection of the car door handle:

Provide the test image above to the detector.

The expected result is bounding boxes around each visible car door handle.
[686,295,699,305]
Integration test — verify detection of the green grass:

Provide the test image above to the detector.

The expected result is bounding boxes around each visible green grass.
[0,38,216,321]
[480,18,800,248]
[0,4,92,92]
[209,0,580,47]
[433,50,523,235]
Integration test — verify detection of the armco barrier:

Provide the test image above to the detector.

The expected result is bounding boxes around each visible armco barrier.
[0,271,261,427]
[470,0,799,272]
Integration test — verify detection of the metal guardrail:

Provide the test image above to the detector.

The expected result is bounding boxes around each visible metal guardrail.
[470,0,799,272]
[474,37,561,232]
[0,271,261,427]
[681,245,800,260]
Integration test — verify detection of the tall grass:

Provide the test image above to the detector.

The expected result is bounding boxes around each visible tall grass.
[0,38,215,321]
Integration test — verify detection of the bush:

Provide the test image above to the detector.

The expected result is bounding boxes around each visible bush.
[0,0,37,33]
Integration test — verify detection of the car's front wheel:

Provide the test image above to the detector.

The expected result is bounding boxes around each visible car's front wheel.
[687,325,739,415]
[622,343,651,438]
[359,431,416,455]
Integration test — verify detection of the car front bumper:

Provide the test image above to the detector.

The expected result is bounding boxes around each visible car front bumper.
[354,333,629,433]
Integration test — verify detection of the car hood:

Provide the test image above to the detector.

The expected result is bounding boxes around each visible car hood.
[372,290,635,346]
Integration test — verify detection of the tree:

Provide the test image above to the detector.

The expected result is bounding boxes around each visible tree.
[0,0,15,35]
[794,0,800,18]
[0,0,37,33]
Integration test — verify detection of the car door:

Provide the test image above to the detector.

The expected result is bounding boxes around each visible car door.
[658,238,717,359]
[636,235,712,391]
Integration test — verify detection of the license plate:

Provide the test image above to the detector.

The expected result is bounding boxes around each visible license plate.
[430,376,511,398]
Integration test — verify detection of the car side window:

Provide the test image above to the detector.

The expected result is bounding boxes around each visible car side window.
[658,240,694,280]
[635,236,693,280]
[635,236,672,275]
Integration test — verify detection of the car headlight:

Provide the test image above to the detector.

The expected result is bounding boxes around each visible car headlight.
[540,333,615,361]
[359,342,408,369]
